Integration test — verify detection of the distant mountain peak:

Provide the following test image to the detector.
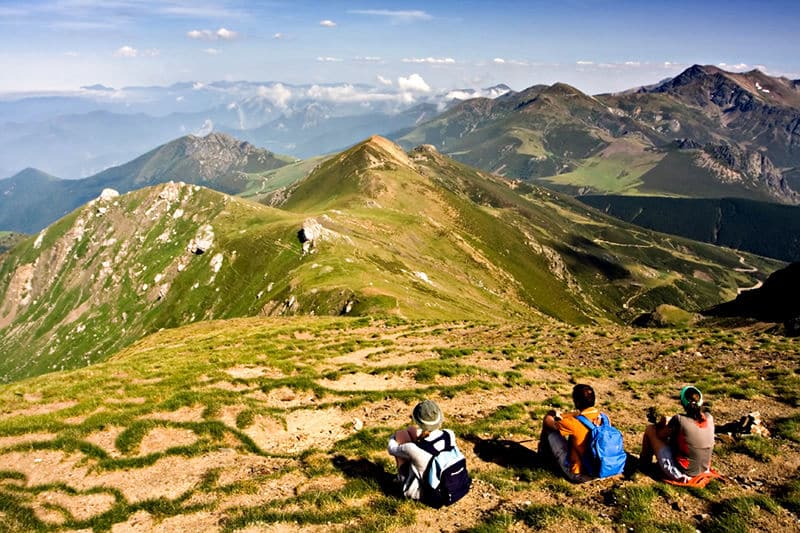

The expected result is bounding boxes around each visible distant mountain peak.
[80,84,115,92]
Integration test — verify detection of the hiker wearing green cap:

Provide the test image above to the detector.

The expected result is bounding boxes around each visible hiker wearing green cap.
[640,385,715,482]
[388,400,471,506]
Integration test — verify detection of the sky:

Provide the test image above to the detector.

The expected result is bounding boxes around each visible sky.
[1,0,799,96]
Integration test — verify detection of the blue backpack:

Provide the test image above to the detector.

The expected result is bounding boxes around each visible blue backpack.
[416,432,472,507]
[576,413,626,478]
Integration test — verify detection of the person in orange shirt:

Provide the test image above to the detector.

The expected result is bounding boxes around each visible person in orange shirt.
[540,383,602,483]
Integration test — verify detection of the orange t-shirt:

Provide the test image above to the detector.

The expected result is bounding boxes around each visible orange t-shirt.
[556,407,601,475]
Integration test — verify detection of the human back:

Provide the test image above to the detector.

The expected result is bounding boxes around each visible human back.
[670,386,715,476]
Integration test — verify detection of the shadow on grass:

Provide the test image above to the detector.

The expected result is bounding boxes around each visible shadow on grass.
[466,434,640,481]
[331,455,400,497]
[464,434,543,469]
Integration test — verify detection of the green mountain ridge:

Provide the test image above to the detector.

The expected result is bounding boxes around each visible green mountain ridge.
[0,136,781,382]
[0,132,292,234]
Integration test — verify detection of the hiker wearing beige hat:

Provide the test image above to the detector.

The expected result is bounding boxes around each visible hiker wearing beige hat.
[387,400,471,507]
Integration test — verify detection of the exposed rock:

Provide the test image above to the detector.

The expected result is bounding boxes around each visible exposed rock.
[210,253,224,273]
[99,189,120,202]
[188,224,214,255]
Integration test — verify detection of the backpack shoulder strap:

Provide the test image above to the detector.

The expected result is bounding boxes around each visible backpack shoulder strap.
[415,431,452,456]
[576,414,594,430]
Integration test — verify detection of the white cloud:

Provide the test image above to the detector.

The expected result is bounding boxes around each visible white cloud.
[187,28,238,41]
[187,29,213,40]
[624,61,641,67]
[114,45,137,58]
[319,20,336,27]
[306,84,398,104]
[142,48,159,57]
[718,62,751,71]
[493,57,528,66]
[273,33,284,39]
[216,28,237,40]
[348,9,432,22]
[398,73,430,93]
[576,60,594,65]
[316,56,343,62]
[257,83,292,109]
[354,56,382,63]
[204,48,220,55]
[377,75,392,86]
[64,51,80,57]
[402,57,455,65]
[194,119,214,137]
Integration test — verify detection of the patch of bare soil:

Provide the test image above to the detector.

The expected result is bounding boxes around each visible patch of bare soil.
[225,365,284,380]
[63,407,106,425]
[318,371,422,391]
[327,345,394,366]
[245,389,332,408]
[216,404,248,428]
[111,510,220,533]
[217,471,307,511]
[215,453,290,487]
[138,427,198,455]
[0,432,56,449]
[144,405,205,422]
[35,490,116,521]
[243,408,353,454]
[84,426,125,458]
[3,400,77,418]
[205,380,251,392]
[0,449,286,504]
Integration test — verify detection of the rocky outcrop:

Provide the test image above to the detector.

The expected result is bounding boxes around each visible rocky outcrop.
[699,143,799,203]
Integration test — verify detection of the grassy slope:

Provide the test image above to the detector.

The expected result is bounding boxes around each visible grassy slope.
[0,139,784,383]
[0,317,798,531]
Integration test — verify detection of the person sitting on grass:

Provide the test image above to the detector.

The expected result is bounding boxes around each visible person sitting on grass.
[640,385,715,483]
[387,399,470,505]
[540,383,625,482]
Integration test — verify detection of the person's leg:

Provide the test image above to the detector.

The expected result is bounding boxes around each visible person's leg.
[545,431,591,483]
[640,424,659,465]
[656,446,691,483]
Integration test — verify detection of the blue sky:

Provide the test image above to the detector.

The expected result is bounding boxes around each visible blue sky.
[1,0,798,95]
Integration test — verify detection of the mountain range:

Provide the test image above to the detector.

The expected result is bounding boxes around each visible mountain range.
[0,82,509,178]
[397,65,800,205]
[0,136,779,382]
[0,133,292,234]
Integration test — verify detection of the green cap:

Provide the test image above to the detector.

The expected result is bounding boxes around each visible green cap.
[680,385,703,409]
